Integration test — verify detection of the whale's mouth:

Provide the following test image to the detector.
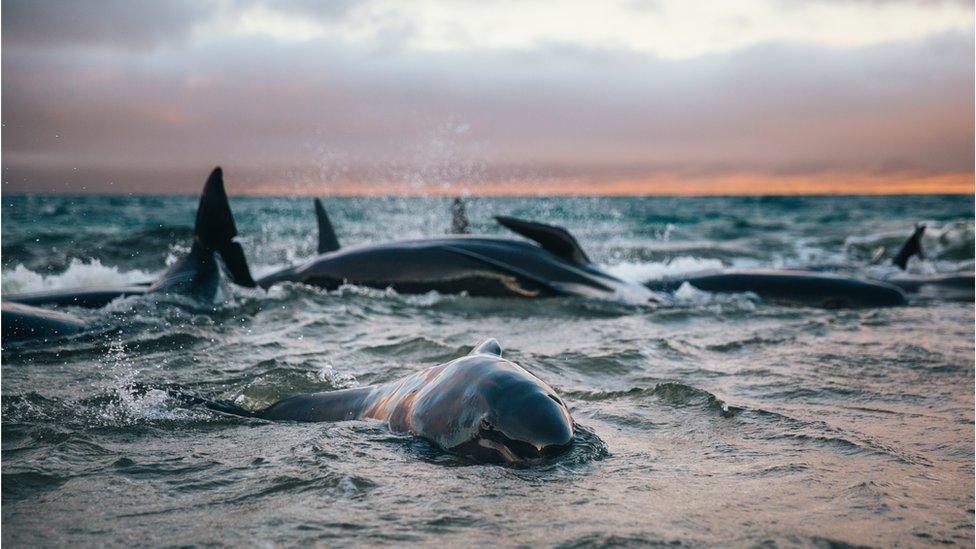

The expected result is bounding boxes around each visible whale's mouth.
[454,427,571,464]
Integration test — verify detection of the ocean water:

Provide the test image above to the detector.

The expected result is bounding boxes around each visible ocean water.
[2,193,973,547]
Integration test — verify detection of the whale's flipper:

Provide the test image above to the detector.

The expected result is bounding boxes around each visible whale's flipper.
[442,245,563,296]
[892,224,925,270]
[495,216,591,265]
[470,338,502,356]
[315,198,341,253]
[450,197,469,234]
[869,245,887,265]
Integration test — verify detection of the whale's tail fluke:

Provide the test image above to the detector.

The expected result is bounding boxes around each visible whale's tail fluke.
[196,167,256,287]
[892,224,925,270]
[450,197,469,234]
[314,198,341,254]
[149,167,255,295]
[195,167,237,250]
[155,384,264,419]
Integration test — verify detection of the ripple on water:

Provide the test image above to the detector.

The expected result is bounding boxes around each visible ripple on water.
[2,194,973,547]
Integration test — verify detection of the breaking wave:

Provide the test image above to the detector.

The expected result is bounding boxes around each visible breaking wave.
[603,256,724,284]
[1,259,153,294]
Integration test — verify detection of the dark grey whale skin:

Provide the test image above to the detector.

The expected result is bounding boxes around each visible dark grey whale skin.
[1,301,87,343]
[194,339,576,464]
[256,236,660,302]
[4,286,150,309]
[643,269,908,308]
[885,272,974,301]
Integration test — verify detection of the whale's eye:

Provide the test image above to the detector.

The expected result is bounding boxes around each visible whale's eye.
[481,417,494,430]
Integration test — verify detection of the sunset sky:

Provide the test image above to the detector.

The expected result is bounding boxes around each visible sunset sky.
[2,0,973,195]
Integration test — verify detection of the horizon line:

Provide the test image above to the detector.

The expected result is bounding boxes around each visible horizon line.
[4,169,972,196]
[3,189,973,198]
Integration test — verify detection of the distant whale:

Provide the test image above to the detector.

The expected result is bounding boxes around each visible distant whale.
[2,167,255,343]
[643,269,907,308]
[179,338,575,464]
[795,223,973,302]
[884,272,974,301]
[876,224,973,301]
[255,199,664,304]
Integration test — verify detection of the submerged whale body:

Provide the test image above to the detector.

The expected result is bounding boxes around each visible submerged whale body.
[644,269,907,308]
[793,224,973,302]
[1,301,87,342]
[884,272,975,301]
[257,200,662,303]
[6,286,151,309]
[182,339,575,464]
[1,168,255,343]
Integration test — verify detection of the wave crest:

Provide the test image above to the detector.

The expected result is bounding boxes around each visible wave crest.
[1,258,152,294]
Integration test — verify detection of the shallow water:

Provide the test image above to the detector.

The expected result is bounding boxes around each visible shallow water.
[2,194,974,546]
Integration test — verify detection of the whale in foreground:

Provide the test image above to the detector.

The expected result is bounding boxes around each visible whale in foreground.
[255,199,663,304]
[180,338,575,464]
[2,168,255,343]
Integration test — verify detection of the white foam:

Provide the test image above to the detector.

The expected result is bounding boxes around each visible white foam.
[603,257,724,284]
[1,258,154,294]
[672,281,758,309]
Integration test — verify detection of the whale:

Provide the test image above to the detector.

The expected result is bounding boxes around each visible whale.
[643,269,907,308]
[791,223,973,301]
[2,167,255,343]
[255,199,663,304]
[884,272,974,301]
[876,224,973,300]
[1,301,88,342]
[177,338,575,464]
[5,285,152,309]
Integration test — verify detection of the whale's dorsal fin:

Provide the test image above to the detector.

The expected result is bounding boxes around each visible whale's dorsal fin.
[198,167,256,288]
[314,198,341,254]
[494,216,591,265]
[450,197,469,234]
[892,224,925,270]
[470,338,502,356]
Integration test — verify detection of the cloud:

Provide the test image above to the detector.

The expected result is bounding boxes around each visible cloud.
[1,0,972,193]
[1,0,218,50]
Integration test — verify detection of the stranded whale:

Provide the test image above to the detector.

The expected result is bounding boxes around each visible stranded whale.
[255,199,663,304]
[1,301,87,342]
[793,223,973,301]
[1,168,255,343]
[876,224,974,301]
[179,338,575,464]
[643,269,907,308]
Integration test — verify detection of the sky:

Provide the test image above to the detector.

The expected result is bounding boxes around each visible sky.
[2,0,974,195]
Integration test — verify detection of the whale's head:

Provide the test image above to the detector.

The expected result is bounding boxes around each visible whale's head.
[440,339,574,464]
